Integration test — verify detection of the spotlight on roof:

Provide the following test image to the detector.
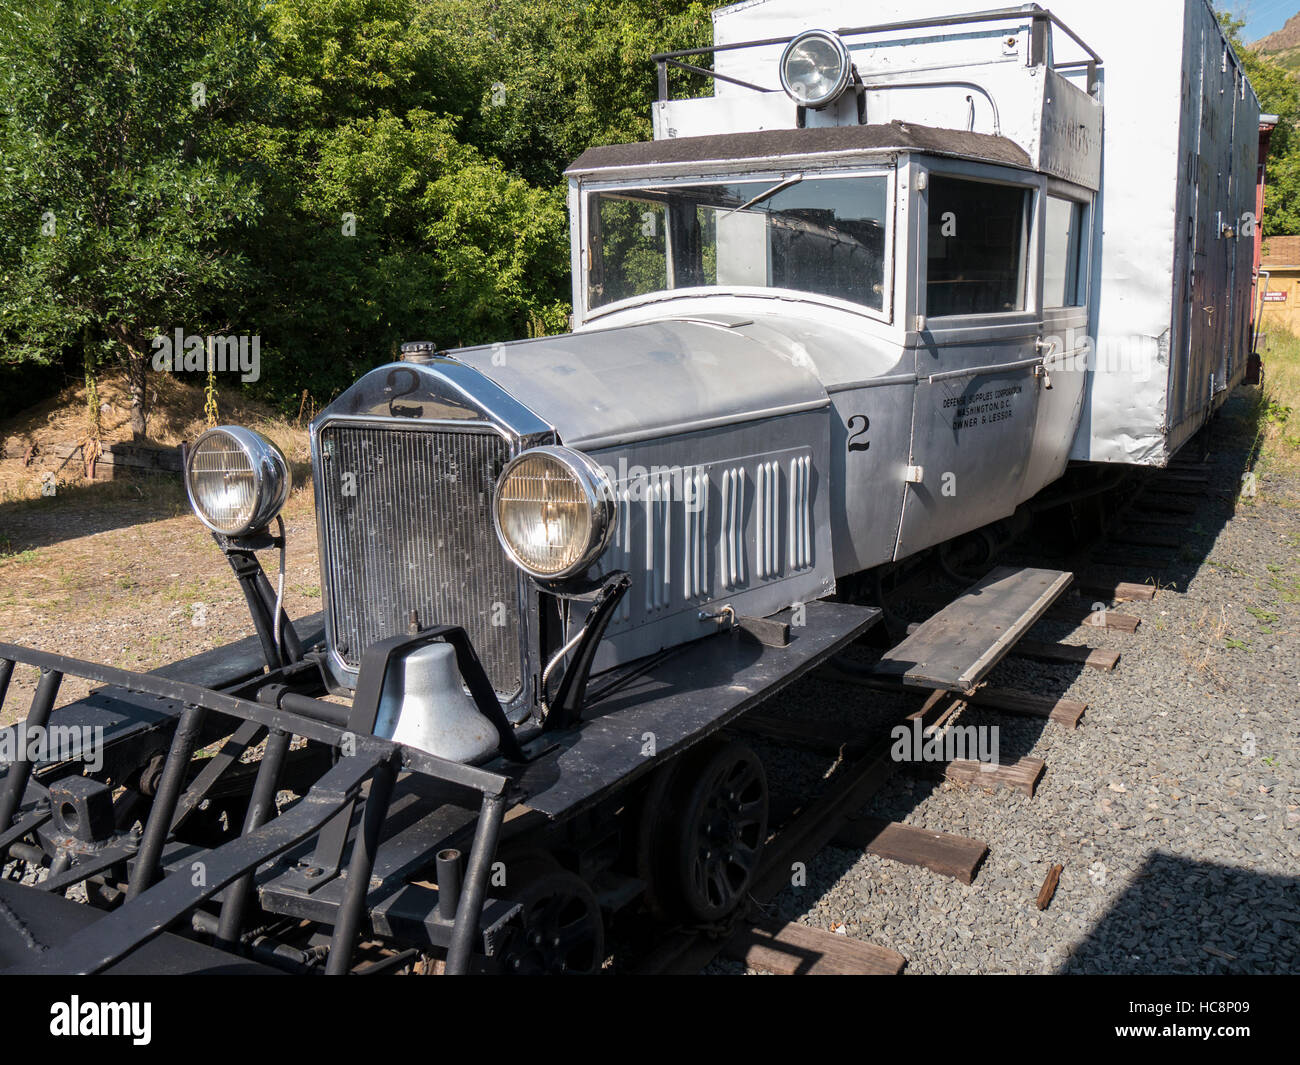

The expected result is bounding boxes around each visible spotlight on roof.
[779,30,854,110]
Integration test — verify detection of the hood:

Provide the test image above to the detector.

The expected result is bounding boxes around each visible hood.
[449,319,829,451]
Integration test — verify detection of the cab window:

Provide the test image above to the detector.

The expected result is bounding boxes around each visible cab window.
[588,173,891,315]
[1043,194,1087,308]
[926,175,1030,316]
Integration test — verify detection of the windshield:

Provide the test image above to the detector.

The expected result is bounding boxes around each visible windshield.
[587,173,891,314]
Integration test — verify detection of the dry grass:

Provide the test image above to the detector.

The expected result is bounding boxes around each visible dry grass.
[1183,603,1235,691]
[1251,329,1300,477]
[0,371,310,503]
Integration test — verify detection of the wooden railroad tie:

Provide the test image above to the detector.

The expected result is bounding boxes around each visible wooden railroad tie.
[1122,512,1191,528]
[832,816,988,885]
[1138,499,1196,517]
[1112,529,1184,550]
[1157,470,1210,487]
[1138,493,1200,514]
[942,755,1046,797]
[966,686,1087,729]
[734,712,871,758]
[722,919,906,976]
[1012,638,1120,672]
[1074,578,1157,603]
[1050,600,1141,633]
[1099,567,1169,586]
[828,671,1086,729]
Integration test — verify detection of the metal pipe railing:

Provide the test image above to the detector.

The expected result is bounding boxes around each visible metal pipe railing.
[127,702,208,898]
[214,727,292,950]
[652,4,1103,103]
[0,640,516,974]
[0,668,63,832]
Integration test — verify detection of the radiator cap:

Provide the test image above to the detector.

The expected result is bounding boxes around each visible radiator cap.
[373,642,498,764]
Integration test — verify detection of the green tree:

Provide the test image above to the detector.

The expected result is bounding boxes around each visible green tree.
[230,0,579,404]
[420,1,718,187]
[0,0,726,418]
[1220,10,1300,236]
[0,0,267,437]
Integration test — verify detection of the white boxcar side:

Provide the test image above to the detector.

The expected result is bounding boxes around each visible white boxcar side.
[709,0,1260,465]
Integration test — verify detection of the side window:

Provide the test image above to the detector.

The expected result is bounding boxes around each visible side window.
[1044,195,1087,308]
[926,176,1029,317]
[589,195,668,308]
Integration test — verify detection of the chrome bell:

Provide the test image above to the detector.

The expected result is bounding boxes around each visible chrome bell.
[373,642,499,764]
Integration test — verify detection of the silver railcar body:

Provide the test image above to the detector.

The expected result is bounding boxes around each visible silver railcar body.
[307,4,1255,726]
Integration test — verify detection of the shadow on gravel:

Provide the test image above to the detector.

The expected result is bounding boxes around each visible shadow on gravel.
[0,476,189,552]
[1030,387,1263,596]
[1059,850,1300,975]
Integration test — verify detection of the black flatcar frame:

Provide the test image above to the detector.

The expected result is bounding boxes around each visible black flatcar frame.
[0,543,879,974]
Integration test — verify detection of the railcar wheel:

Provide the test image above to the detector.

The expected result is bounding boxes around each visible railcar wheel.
[633,754,687,920]
[673,740,768,923]
[937,528,998,583]
[497,856,604,975]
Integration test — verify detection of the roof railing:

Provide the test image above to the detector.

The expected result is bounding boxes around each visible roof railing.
[652,4,1103,103]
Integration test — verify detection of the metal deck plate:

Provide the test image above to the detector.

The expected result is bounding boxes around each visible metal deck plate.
[871,566,1072,693]
[0,880,276,974]
[514,601,881,819]
[149,612,324,687]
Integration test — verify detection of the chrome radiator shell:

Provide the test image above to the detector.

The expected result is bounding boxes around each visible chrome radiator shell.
[308,360,555,712]
[315,420,522,698]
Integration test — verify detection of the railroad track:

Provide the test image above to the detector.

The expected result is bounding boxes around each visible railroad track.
[632,461,1227,976]
[631,585,1146,973]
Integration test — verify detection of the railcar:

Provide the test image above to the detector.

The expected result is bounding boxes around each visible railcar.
[0,2,1261,973]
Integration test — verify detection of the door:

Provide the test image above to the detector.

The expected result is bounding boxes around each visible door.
[895,169,1044,559]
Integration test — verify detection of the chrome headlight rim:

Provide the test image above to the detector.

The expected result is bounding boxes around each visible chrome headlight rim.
[779,29,854,110]
[185,425,291,538]
[492,445,616,581]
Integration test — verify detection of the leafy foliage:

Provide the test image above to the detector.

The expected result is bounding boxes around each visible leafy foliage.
[421,1,715,186]
[0,0,266,435]
[237,0,718,403]
[1219,10,1300,237]
[0,0,722,417]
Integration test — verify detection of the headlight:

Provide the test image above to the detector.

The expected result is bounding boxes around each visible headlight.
[185,426,291,537]
[779,30,853,109]
[493,446,615,580]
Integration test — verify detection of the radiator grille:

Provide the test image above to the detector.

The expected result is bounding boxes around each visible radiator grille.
[316,423,522,697]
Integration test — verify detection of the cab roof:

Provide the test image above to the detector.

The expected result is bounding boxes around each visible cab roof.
[566,120,1033,178]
